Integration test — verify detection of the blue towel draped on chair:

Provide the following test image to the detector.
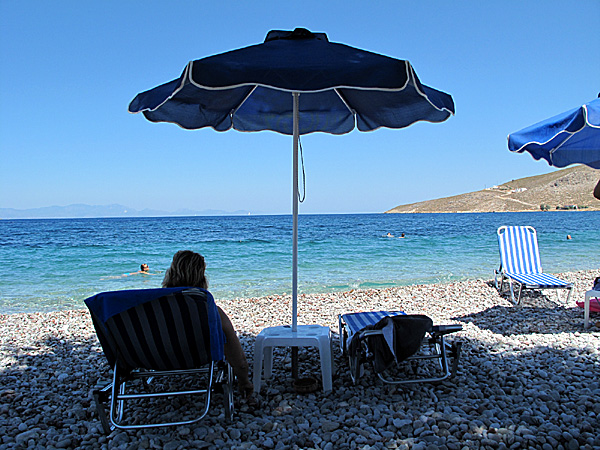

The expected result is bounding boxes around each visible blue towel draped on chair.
[86,287,224,364]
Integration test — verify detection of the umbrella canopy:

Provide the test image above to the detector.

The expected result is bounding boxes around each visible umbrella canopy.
[129,28,455,331]
[508,97,600,169]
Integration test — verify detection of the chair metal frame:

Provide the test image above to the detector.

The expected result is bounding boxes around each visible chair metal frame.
[93,361,234,433]
[494,225,573,305]
[339,311,462,386]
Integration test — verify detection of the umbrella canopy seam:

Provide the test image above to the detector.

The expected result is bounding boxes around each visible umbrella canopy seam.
[231,85,258,119]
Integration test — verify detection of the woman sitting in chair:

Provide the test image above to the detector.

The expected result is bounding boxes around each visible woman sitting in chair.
[162,250,254,397]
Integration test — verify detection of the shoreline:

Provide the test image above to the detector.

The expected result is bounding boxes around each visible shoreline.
[4,266,600,317]
[1,269,599,449]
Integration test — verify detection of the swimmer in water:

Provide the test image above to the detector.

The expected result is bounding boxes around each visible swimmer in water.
[101,264,156,280]
[126,264,151,275]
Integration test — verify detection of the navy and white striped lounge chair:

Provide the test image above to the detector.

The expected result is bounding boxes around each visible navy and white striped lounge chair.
[338,311,462,385]
[85,287,234,433]
[494,226,573,305]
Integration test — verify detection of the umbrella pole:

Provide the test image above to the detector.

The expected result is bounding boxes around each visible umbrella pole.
[292,92,299,378]
[292,92,299,333]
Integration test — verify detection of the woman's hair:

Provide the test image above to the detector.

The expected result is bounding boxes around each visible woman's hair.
[162,250,208,289]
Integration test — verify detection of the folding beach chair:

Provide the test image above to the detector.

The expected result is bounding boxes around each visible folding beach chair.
[494,225,573,305]
[85,287,234,433]
[338,311,462,385]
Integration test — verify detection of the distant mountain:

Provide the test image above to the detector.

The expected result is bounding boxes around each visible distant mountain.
[386,165,600,213]
[0,203,253,219]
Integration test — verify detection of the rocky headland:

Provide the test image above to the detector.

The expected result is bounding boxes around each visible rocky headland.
[386,165,600,214]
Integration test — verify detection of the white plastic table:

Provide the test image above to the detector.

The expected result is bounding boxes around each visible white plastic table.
[253,324,334,392]
[584,290,600,329]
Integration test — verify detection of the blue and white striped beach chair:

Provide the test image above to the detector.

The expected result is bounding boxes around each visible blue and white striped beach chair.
[338,311,462,385]
[86,287,234,433]
[494,226,573,305]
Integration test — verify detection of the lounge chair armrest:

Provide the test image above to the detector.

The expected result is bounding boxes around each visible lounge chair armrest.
[358,329,384,339]
[431,324,462,335]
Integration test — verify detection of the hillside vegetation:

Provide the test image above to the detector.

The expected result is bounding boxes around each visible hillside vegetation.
[386,165,600,213]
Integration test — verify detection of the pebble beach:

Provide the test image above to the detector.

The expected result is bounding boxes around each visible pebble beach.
[1,269,599,450]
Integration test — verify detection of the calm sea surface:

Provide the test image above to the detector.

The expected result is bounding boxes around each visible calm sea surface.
[1,212,598,314]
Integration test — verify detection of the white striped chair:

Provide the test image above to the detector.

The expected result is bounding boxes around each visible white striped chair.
[86,287,234,433]
[494,225,573,305]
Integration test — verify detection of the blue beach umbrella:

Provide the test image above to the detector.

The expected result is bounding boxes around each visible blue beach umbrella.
[129,28,455,332]
[508,97,600,169]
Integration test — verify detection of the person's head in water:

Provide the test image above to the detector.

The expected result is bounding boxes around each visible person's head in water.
[162,250,207,289]
[140,264,149,272]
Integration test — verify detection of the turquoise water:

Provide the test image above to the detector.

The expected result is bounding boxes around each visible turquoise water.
[1,212,599,314]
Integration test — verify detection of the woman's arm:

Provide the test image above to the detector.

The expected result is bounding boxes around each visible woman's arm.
[217,306,253,396]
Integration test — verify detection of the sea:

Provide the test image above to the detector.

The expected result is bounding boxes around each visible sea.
[1,212,599,315]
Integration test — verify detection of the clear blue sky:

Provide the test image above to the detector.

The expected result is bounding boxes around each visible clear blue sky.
[1,1,598,214]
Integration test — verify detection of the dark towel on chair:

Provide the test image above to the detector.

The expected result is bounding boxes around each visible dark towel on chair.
[350,314,433,373]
